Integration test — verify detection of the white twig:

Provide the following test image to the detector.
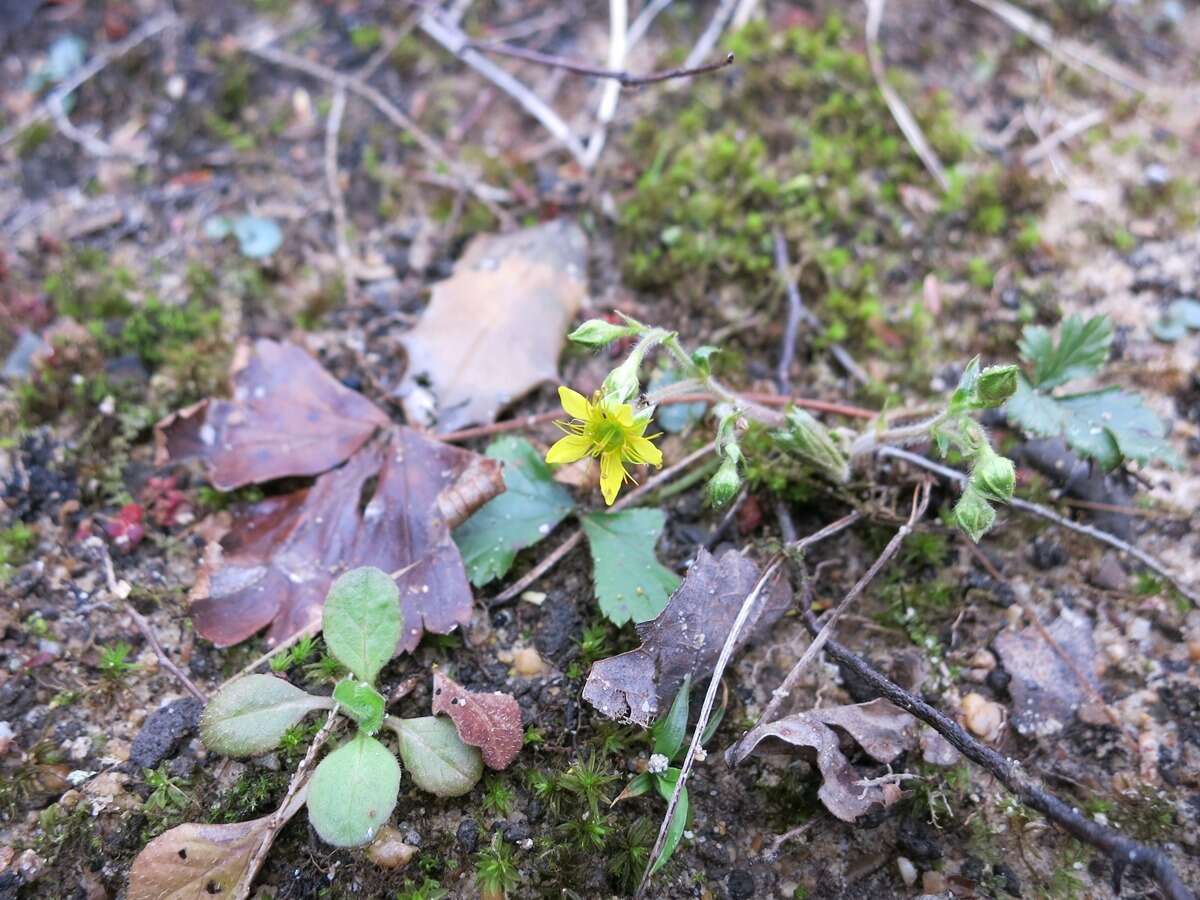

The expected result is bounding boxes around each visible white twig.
[877,446,1199,605]
[865,0,948,191]
[419,12,589,165]
[582,0,629,169]
[324,87,354,303]
[1021,107,1106,166]
[684,0,738,68]
[627,0,675,48]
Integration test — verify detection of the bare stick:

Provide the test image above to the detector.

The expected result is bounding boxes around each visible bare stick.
[764,815,821,860]
[877,445,1198,605]
[490,441,717,605]
[684,0,738,68]
[865,0,948,191]
[582,0,628,169]
[636,513,859,897]
[466,40,736,87]
[98,543,207,703]
[772,229,870,389]
[627,0,675,48]
[740,486,928,744]
[324,87,354,303]
[233,707,340,900]
[0,13,177,151]
[419,13,589,165]
[1021,107,1106,166]
[794,596,1194,900]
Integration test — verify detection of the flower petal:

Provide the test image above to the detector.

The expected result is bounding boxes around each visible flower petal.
[599,450,626,505]
[612,403,637,427]
[624,433,663,467]
[546,434,592,465]
[558,386,591,421]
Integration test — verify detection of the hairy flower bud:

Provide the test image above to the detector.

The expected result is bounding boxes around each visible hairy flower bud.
[706,457,742,508]
[972,448,1015,503]
[775,408,850,484]
[601,357,642,404]
[954,486,996,543]
[973,364,1019,408]
[568,318,638,348]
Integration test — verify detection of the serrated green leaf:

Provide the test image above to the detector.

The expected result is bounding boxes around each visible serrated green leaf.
[1058,389,1181,470]
[322,567,403,684]
[333,679,386,735]
[306,733,400,847]
[387,716,483,797]
[200,675,331,757]
[650,769,688,875]
[581,508,679,626]
[1006,376,1066,438]
[1018,315,1111,390]
[453,437,575,587]
[652,674,690,759]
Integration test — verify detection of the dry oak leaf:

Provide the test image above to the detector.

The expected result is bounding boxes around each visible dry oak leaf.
[582,548,791,727]
[395,219,587,432]
[726,700,920,823]
[431,671,522,770]
[155,338,389,490]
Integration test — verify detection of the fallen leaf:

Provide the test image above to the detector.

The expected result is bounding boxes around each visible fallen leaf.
[189,428,502,651]
[395,220,586,432]
[580,508,679,626]
[993,608,1100,738]
[430,671,522,770]
[155,339,390,490]
[582,549,790,726]
[725,699,919,822]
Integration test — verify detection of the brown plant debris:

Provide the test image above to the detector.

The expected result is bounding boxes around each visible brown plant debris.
[431,671,522,770]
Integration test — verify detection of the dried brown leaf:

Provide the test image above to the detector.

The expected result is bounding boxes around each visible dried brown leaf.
[430,671,522,770]
[127,811,274,900]
[155,339,389,490]
[582,549,791,726]
[395,220,586,432]
[189,426,502,651]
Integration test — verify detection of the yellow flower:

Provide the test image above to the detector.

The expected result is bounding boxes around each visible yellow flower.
[545,386,663,505]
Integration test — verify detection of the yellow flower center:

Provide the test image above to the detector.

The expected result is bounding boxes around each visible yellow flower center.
[592,420,627,453]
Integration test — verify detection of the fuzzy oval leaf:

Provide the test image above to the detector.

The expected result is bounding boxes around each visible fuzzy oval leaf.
[323,566,403,683]
[389,715,483,797]
[332,679,386,735]
[200,675,329,757]
[307,733,401,847]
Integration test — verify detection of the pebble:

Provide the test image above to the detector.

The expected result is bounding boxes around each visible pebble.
[366,826,417,870]
[456,817,480,853]
[962,692,1004,741]
[897,856,918,887]
[512,647,547,678]
[922,870,947,893]
[1188,640,1200,663]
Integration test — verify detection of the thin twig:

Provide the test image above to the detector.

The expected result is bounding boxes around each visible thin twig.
[684,0,738,68]
[490,441,718,605]
[466,40,735,87]
[234,707,340,900]
[324,87,354,303]
[636,514,858,897]
[877,445,1199,605]
[744,486,927,738]
[582,0,628,169]
[793,594,1194,900]
[865,0,948,190]
[0,12,177,151]
[772,228,870,388]
[764,815,822,860]
[225,620,321,686]
[1021,107,1106,166]
[97,542,207,703]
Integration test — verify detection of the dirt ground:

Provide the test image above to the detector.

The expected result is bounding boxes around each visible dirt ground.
[1,1,1199,898]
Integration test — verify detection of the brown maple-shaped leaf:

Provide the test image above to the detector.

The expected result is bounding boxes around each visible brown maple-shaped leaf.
[190,427,502,651]
[155,338,389,490]
[395,219,586,432]
[431,671,522,770]
[582,549,791,726]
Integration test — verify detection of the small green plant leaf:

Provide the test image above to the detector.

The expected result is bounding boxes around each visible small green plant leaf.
[306,732,401,847]
[649,769,688,875]
[332,679,386,736]
[322,566,403,685]
[699,691,727,746]
[1151,298,1200,342]
[388,716,483,797]
[615,771,655,803]
[580,508,679,626]
[1057,389,1181,470]
[1006,376,1065,438]
[1019,314,1111,390]
[200,675,331,757]
[452,437,575,587]
[652,674,690,759]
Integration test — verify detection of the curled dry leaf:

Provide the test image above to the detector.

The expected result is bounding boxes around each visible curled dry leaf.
[155,339,389,490]
[431,671,522,770]
[156,339,503,651]
[726,699,953,823]
[582,549,790,726]
[993,608,1100,738]
[395,220,587,432]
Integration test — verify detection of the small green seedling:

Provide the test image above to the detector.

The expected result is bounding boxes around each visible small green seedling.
[98,641,140,680]
[614,676,725,875]
[200,566,485,848]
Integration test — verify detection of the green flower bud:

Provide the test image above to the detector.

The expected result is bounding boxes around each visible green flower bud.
[775,408,850,484]
[601,357,642,404]
[706,458,742,508]
[568,318,638,348]
[954,486,996,543]
[973,364,1019,408]
[972,448,1015,503]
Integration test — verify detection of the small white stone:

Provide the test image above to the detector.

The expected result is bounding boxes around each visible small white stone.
[897,856,918,887]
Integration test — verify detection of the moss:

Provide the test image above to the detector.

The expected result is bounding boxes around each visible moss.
[350,24,382,51]
[0,524,36,584]
[17,120,53,157]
